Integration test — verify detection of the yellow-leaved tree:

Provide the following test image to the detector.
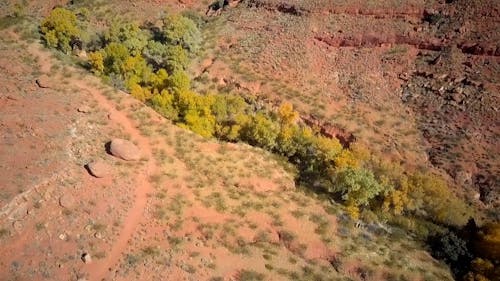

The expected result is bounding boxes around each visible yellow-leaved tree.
[88,51,104,74]
[41,8,81,53]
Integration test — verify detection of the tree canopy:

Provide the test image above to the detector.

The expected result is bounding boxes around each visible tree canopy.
[40,8,81,53]
[162,14,202,53]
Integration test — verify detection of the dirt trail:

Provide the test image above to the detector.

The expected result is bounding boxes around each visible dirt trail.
[26,42,157,281]
[77,81,156,281]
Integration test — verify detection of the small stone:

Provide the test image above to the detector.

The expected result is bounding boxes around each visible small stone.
[12,221,23,231]
[81,253,92,264]
[452,92,464,103]
[455,170,472,185]
[398,72,409,81]
[36,75,52,88]
[108,139,141,161]
[86,160,112,178]
[77,50,87,59]
[59,194,76,209]
[438,74,448,80]
[59,233,67,240]
[9,203,28,220]
[77,105,92,113]
[94,232,103,239]
[473,192,481,200]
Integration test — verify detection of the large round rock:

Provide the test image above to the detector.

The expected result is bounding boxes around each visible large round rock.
[109,139,141,161]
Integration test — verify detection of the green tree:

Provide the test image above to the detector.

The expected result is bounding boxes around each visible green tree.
[241,113,279,150]
[40,8,81,53]
[276,124,300,157]
[148,68,169,92]
[129,84,151,102]
[143,41,189,72]
[102,42,130,75]
[162,14,202,53]
[174,90,216,137]
[331,167,384,207]
[182,109,216,138]
[123,55,144,81]
[122,55,151,89]
[211,94,248,141]
[289,126,315,159]
[313,136,343,165]
[104,21,149,56]
[150,89,179,120]
[429,231,472,277]
[211,94,246,122]
[167,70,191,93]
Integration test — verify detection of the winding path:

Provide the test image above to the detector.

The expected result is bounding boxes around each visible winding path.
[27,43,157,281]
[78,81,156,281]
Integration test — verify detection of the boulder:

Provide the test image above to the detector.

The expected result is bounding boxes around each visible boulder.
[86,160,112,178]
[109,139,141,161]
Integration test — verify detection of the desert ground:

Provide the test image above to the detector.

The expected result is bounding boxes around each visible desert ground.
[0,0,498,281]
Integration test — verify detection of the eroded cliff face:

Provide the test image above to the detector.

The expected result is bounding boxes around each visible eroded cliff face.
[399,0,500,209]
